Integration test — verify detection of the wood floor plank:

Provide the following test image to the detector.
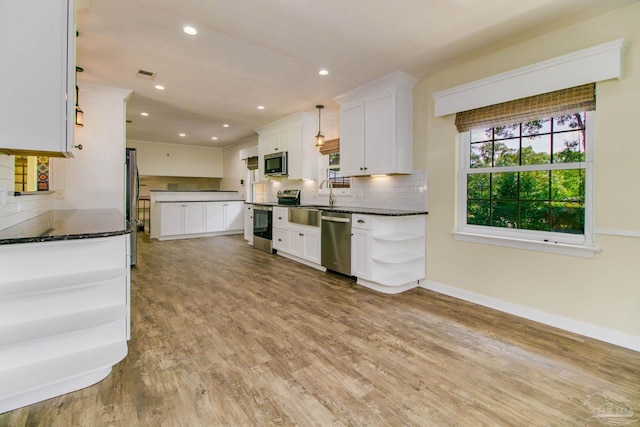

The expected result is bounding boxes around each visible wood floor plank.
[1,234,639,426]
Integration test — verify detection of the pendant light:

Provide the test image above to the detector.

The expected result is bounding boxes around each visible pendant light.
[315,105,325,148]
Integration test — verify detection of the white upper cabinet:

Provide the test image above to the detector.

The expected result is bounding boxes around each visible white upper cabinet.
[256,112,318,180]
[334,71,417,176]
[0,0,75,157]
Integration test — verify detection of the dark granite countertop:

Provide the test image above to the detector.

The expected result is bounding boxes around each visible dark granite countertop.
[246,202,427,216]
[157,199,244,203]
[150,190,238,193]
[0,209,133,245]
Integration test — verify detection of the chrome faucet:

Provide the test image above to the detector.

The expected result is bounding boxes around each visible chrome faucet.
[318,179,334,208]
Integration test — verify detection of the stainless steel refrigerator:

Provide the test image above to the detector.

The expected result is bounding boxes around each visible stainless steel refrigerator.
[125,148,139,266]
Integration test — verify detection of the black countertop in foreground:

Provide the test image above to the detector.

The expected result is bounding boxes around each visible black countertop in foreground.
[0,209,133,245]
[247,202,427,216]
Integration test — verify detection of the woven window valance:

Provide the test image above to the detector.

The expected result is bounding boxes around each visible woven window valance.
[246,156,258,170]
[319,138,340,155]
[454,83,595,133]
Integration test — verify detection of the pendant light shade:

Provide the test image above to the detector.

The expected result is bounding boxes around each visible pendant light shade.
[75,85,84,127]
[315,105,325,147]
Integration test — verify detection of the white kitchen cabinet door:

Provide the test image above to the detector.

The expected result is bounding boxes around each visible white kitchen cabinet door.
[288,228,305,259]
[243,205,253,243]
[224,202,244,231]
[266,130,288,153]
[0,0,74,156]
[184,203,206,235]
[160,204,185,236]
[302,228,321,265]
[351,228,371,280]
[206,202,225,232]
[339,99,365,176]
[363,88,396,175]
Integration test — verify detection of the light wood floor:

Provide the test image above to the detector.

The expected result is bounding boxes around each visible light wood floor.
[2,234,639,426]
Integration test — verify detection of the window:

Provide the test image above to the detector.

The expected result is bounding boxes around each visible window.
[14,155,49,192]
[459,112,593,249]
[327,153,350,189]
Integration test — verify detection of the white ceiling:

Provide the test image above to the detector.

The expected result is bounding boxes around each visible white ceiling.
[75,0,637,148]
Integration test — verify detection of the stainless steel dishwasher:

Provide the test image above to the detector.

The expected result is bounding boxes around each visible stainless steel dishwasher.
[321,211,352,276]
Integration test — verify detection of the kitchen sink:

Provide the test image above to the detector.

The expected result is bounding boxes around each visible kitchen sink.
[288,207,321,227]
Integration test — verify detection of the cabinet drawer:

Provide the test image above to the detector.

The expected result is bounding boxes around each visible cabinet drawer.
[273,207,289,229]
[352,214,371,230]
[273,228,288,251]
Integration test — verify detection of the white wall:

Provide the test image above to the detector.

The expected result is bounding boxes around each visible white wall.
[127,140,223,178]
[51,83,131,213]
[417,2,640,349]
[220,136,258,197]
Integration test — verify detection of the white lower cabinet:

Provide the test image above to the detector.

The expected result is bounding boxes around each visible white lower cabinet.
[351,214,425,294]
[224,202,244,231]
[157,201,243,241]
[288,224,321,265]
[244,204,253,243]
[272,228,288,251]
[206,202,225,232]
[351,222,371,280]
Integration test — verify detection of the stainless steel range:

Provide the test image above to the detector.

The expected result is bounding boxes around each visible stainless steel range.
[252,189,301,254]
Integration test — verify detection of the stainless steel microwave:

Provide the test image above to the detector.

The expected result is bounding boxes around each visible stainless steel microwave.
[264,151,288,176]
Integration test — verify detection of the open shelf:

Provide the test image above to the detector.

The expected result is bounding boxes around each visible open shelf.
[372,233,422,242]
[373,271,423,287]
[372,252,424,264]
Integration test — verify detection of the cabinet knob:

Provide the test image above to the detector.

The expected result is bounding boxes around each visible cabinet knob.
[274,147,279,151]
[278,238,282,242]
[360,167,364,170]
[278,216,282,220]
[364,167,368,170]
[299,233,304,236]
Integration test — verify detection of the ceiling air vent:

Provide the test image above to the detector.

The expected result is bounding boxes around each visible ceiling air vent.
[136,69,156,80]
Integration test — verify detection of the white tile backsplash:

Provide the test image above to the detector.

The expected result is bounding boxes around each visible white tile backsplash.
[263,170,427,211]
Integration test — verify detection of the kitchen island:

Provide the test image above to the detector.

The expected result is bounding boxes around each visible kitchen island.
[150,190,244,241]
[0,209,132,413]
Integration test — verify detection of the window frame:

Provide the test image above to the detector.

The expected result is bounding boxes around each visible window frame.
[454,111,596,257]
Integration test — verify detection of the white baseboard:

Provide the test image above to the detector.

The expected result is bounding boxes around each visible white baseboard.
[420,280,640,352]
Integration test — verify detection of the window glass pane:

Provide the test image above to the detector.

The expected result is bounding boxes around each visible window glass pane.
[470,128,492,143]
[494,124,520,140]
[491,172,518,200]
[491,201,518,228]
[328,153,340,166]
[467,174,490,199]
[494,140,519,167]
[522,119,551,136]
[467,200,490,226]
[553,113,585,132]
[519,171,550,201]
[470,142,492,168]
[520,201,550,231]
[551,169,584,202]
[552,130,585,163]
[328,168,350,188]
[550,202,584,234]
[521,134,551,165]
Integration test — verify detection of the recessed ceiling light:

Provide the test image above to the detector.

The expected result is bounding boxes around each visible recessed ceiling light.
[179,133,186,137]
[154,85,165,90]
[211,137,218,140]
[183,26,197,35]
[319,69,329,76]
[257,105,265,110]
[140,112,149,116]
[223,124,230,128]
